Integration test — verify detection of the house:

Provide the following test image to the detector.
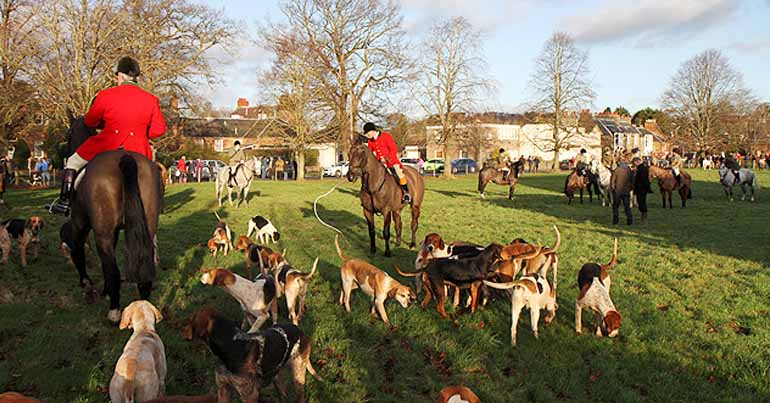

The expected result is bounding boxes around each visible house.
[594,112,670,157]
[424,121,603,165]
[180,99,341,168]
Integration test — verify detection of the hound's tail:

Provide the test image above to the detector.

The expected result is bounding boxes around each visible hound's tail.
[120,155,155,284]
[604,238,618,270]
[483,279,528,290]
[335,234,350,261]
[395,265,421,277]
[300,257,319,280]
[214,211,223,221]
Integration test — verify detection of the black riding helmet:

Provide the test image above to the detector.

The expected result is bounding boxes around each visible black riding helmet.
[234,140,241,146]
[580,148,586,154]
[116,56,141,78]
[363,122,378,134]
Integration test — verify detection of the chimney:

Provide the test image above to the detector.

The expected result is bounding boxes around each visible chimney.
[237,98,249,108]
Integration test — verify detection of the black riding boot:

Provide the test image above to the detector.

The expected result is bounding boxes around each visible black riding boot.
[49,168,76,216]
[400,183,412,204]
[641,212,648,224]
[732,170,740,185]
[227,168,236,188]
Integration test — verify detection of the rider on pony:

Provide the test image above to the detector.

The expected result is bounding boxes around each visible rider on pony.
[227,140,246,188]
[574,148,589,172]
[724,154,741,185]
[669,147,683,186]
[363,122,411,204]
[49,57,167,216]
[497,148,513,180]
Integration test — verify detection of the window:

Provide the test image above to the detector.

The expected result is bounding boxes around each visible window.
[644,135,654,153]
[33,142,44,158]
[258,113,267,120]
[459,150,469,159]
[214,138,224,152]
[435,150,444,159]
[613,133,624,150]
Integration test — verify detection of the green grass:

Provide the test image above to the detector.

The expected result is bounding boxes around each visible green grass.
[1,170,769,402]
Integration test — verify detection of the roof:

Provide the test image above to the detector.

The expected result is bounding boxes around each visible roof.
[594,117,667,142]
[182,117,295,139]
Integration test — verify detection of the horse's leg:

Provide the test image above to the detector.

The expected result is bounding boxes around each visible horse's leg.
[478,175,487,199]
[661,190,666,208]
[242,179,253,207]
[95,232,121,323]
[364,208,376,255]
[668,191,673,209]
[216,178,223,207]
[409,204,420,249]
[680,188,687,208]
[382,209,392,257]
[740,184,746,201]
[72,221,95,300]
[392,210,403,247]
[579,188,584,204]
[508,182,514,199]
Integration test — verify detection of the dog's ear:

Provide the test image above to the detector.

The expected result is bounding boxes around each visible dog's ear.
[181,322,193,340]
[387,287,397,299]
[25,218,32,229]
[119,305,135,330]
[150,303,163,323]
[438,238,445,250]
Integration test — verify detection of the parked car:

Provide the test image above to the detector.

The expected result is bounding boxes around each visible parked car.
[422,158,445,173]
[451,158,477,174]
[400,158,421,171]
[559,159,571,171]
[323,162,350,177]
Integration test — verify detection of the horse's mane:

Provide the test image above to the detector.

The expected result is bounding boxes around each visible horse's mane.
[68,116,96,155]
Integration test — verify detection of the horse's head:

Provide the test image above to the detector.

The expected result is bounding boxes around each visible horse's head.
[66,109,96,155]
[346,139,370,182]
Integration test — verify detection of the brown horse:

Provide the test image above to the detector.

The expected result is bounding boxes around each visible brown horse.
[62,115,163,323]
[346,143,424,257]
[564,166,592,204]
[477,160,523,199]
[648,165,692,208]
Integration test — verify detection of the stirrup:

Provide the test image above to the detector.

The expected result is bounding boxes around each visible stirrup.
[47,198,71,216]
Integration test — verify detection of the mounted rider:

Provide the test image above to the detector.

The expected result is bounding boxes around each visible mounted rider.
[669,147,683,186]
[574,148,589,171]
[497,148,512,180]
[49,57,167,216]
[723,154,741,185]
[363,122,411,204]
[227,140,246,188]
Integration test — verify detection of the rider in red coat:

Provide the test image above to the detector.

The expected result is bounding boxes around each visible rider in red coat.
[363,122,411,204]
[50,57,167,215]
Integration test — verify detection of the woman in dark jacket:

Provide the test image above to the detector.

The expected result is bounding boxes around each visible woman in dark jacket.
[633,157,652,224]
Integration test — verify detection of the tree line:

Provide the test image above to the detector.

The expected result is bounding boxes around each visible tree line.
[1,0,767,175]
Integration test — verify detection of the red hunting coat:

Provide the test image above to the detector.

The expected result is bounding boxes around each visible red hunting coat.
[79,83,166,160]
[366,131,401,168]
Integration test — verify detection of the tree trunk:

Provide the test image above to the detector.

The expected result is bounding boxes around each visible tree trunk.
[295,150,305,181]
[552,148,560,171]
[442,143,452,178]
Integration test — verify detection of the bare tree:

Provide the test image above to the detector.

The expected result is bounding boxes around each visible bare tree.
[263,0,410,150]
[529,32,595,169]
[661,49,753,151]
[27,0,237,130]
[260,32,333,180]
[0,0,39,142]
[416,16,494,177]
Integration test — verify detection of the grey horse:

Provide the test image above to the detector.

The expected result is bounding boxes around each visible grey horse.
[216,157,257,207]
[719,166,759,202]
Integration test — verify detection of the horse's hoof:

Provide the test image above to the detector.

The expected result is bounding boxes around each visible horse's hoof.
[107,309,121,324]
[408,242,416,249]
[84,287,99,305]
[384,250,392,258]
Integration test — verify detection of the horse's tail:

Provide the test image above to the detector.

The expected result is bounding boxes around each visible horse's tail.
[120,155,155,284]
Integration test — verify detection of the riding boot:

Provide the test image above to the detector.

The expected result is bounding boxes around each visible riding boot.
[227,169,235,188]
[400,183,412,204]
[641,212,648,224]
[49,168,76,216]
[732,170,740,185]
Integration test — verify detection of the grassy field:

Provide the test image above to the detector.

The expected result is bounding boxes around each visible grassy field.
[1,169,769,402]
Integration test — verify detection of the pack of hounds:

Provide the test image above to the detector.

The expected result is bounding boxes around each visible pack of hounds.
[3,213,622,403]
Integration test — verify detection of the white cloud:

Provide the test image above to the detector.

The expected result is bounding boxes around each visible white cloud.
[565,0,741,46]
[399,0,535,34]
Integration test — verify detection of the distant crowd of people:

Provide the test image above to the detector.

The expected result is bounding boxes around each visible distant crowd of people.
[171,155,299,184]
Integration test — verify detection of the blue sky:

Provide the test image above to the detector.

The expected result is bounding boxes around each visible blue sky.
[200,0,770,115]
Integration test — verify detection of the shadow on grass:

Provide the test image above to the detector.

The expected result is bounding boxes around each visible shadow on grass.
[487,175,770,264]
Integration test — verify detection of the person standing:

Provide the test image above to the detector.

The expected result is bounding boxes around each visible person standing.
[177,156,188,183]
[194,158,203,182]
[611,161,634,225]
[261,157,269,179]
[38,157,51,187]
[275,156,285,180]
[49,56,167,215]
[534,156,540,173]
[633,157,651,224]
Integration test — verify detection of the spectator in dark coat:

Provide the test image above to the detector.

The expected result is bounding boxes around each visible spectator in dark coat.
[611,161,634,225]
[633,157,651,224]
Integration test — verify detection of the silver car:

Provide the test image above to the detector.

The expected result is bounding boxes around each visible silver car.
[323,162,349,177]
